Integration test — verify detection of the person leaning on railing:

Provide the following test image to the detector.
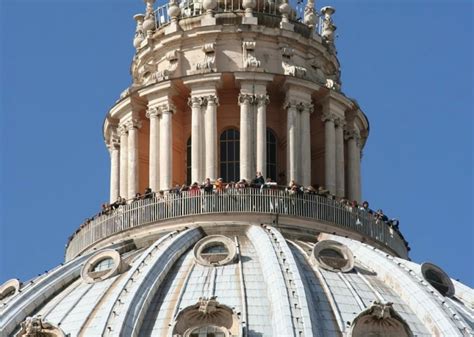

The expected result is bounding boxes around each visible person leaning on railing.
[70,180,410,250]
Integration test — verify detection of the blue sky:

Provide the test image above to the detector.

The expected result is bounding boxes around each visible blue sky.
[1,0,472,287]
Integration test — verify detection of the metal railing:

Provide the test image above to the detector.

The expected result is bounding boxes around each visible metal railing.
[153,0,315,29]
[65,188,407,260]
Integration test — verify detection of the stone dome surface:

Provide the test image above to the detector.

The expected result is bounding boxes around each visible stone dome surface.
[1,224,473,337]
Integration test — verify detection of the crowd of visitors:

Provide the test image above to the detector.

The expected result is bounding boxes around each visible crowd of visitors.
[68,171,409,250]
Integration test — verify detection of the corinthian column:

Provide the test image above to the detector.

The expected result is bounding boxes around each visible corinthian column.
[285,100,299,184]
[107,131,120,202]
[322,112,336,194]
[256,94,269,178]
[127,118,142,199]
[301,102,313,187]
[205,94,218,180]
[189,96,203,183]
[146,106,161,192]
[118,124,128,199]
[239,93,254,181]
[160,104,175,189]
[345,128,361,201]
[335,118,345,198]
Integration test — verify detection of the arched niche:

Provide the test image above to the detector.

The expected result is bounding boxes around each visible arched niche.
[349,301,414,337]
[171,297,241,337]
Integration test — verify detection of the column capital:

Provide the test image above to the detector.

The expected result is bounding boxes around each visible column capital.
[125,118,142,131]
[238,93,255,105]
[344,128,361,142]
[205,94,219,106]
[188,96,206,108]
[106,134,120,152]
[299,102,314,113]
[255,94,270,107]
[157,102,176,114]
[118,123,129,136]
[335,117,346,128]
[321,111,337,123]
[283,98,298,110]
[146,106,162,119]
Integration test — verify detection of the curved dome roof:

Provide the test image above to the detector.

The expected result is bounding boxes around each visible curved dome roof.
[1,224,472,337]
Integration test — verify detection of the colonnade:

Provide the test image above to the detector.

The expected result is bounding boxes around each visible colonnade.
[107,82,363,203]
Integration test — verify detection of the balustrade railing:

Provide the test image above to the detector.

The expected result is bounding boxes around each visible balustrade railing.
[153,0,317,29]
[65,188,408,260]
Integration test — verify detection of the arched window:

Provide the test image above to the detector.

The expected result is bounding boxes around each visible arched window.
[186,137,192,185]
[266,129,277,181]
[220,129,240,182]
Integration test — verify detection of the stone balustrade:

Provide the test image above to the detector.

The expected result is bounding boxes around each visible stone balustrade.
[65,188,409,261]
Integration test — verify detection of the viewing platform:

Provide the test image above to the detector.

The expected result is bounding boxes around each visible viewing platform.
[65,188,409,261]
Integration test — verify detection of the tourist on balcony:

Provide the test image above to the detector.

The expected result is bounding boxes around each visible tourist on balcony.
[180,184,189,194]
[359,201,373,214]
[316,185,330,198]
[190,182,201,195]
[236,179,248,190]
[225,181,236,190]
[202,178,214,194]
[252,171,265,188]
[143,187,154,199]
[374,209,388,225]
[132,193,142,203]
[304,185,317,195]
[215,178,225,193]
[101,203,112,215]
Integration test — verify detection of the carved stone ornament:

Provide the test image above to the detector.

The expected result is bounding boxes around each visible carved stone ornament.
[255,94,270,106]
[142,0,156,34]
[146,106,161,119]
[125,118,143,131]
[133,14,145,49]
[321,6,336,43]
[171,297,240,336]
[188,96,206,108]
[242,40,261,68]
[349,301,414,337]
[106,130,120,152]
[307,57,326,84]
[16,315,67,337]
[303,0,316,28]
[195,43,216,72]
[155,49,180,81]
[325,78,341,91]
[238,93,255,105]
[281,46,307,79]
[321,111,338,123]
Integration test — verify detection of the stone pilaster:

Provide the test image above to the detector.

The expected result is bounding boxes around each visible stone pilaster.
[239,93,254,181]
[127,118,142,199]
[256,94,269,178]
[146,106,161,192]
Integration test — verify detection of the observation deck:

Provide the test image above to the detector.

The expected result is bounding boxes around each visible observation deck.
[65,188,409,261]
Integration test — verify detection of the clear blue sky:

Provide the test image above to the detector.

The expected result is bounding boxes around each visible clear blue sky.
[1,0,472,287]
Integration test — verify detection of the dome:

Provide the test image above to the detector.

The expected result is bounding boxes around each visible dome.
[1,225,473,336]
[1,0,473,336]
